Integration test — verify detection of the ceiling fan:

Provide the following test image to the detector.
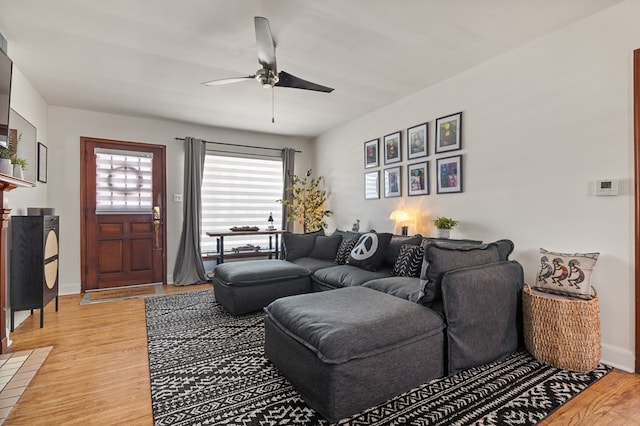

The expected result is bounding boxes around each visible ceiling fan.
[202,16,334,94]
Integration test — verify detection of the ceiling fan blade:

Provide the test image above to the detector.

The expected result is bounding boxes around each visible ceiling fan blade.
[275,71,334,93]
[254,16,277,71]
[201,76,255,86]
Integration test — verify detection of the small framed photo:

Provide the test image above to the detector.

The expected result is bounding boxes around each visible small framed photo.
[407,123,428,159]
[436,155,462,194]
[37,142,47,183]
[383,131,402,164]
[384,166,401,198]
[408,161,429,196]
[364,139,379,168]
[435,112,462,153]
[364,171,380,200]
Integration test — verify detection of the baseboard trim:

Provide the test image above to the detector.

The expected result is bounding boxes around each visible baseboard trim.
[602,343,635,372]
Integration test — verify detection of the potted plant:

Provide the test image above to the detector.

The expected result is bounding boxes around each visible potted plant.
[11,156,27,179]
[0,145,11,175]
[433,216,458,239]
[278,169,332,233]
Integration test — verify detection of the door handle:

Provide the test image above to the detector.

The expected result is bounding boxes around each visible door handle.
[153,206,161,248]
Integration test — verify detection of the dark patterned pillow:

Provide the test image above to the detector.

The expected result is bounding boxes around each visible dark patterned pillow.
[393,244,423,277]
[335,238,357,265]
[347,232,393,271]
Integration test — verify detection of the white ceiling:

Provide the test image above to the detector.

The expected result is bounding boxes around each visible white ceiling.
[0,0,623,138]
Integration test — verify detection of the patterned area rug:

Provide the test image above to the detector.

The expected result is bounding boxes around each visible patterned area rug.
[145,290,611,426]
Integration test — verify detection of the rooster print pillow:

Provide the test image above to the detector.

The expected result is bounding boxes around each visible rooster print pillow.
[535,248,599,300]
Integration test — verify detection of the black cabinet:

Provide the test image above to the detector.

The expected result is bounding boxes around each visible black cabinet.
[10,215,59,330]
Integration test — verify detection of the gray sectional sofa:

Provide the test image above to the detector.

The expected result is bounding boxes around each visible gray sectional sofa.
[213,229,525,422]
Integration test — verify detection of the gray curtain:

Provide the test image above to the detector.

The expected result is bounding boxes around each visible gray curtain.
[173,137,207,285]
[281,148,296,232]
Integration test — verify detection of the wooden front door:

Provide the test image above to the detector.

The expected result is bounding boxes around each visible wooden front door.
[81,137,166,291]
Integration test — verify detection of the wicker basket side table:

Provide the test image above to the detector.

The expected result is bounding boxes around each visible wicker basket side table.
[522,283,601,372]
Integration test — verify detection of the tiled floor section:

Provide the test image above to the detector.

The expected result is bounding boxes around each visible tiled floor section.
[0,347,52,425]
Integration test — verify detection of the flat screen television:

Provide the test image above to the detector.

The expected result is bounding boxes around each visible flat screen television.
[0,49,12,148]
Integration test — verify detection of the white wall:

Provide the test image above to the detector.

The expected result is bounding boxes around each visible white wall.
[47,106,313,296]
[315,1,638,372]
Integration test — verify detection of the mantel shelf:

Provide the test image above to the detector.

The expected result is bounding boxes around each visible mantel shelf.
[0,172,36,191]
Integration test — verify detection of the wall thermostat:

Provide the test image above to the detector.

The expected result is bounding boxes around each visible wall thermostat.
[595,179,619,196]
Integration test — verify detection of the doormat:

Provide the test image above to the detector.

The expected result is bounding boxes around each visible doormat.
[80,284,165,305]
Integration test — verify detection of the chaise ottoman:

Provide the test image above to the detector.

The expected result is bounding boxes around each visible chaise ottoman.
[212,260,311,315]
[264,286,445,422]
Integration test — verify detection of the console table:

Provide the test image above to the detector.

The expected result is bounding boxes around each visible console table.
[206,230,285,264]
[0,172,35,353]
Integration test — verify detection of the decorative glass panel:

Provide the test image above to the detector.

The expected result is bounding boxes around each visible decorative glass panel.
[95,148,153,213]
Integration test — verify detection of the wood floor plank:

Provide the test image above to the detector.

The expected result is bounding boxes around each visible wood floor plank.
[5,283,640,425]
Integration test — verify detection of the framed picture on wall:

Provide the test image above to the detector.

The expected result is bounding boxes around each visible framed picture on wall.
[383,131,402,164]
[364,138,379,168]
[408,161,429,196]
[436,155,462,194]
[407,122,428,159]
[364,171,380,199]
[384,166,401,198]
[435,112,462,153]
[37,142,47,183]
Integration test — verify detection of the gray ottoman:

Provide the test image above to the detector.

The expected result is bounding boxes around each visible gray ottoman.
[264,286,445,422]
[212,260,311,315]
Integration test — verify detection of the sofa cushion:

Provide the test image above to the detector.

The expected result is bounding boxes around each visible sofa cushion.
[334,238,357,265]
[362,276,422,302]
[392,244,424,277]
[419,242,501,303]
[347,232,393,271]
[264,286,445,364]
[312,264,393,288]
[534,248,599,300]
[332,229,362,241]
[309,235,342,260]
[383,234,423,268]
[495,239,515,260]
[214,259,311,286]
[290,257,336,272]
[282,229,325,261]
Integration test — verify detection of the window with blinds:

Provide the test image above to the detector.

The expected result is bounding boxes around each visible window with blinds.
[95,148,153,213]
[201,154,283,254]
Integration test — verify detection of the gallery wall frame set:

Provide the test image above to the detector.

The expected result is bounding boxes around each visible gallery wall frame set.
[362,110,463,198]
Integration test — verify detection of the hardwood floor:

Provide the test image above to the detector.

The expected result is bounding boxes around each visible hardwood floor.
[4,283,640,425]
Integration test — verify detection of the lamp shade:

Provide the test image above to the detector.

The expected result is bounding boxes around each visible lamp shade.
[389,209,410,223]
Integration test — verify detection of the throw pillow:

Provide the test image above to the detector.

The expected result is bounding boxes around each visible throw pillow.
[335,238,357,265]
[309,235,343,260]
[419,241,501,304]
[281,229,325,261]
[534,248,599,300]
[392,244,424,277]
[383,234,423,268]
[347,232,393,271]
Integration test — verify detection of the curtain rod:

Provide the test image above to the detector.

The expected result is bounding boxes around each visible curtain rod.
[174,137,302,153]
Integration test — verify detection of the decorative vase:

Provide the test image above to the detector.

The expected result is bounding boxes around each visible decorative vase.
[436,228,450,239]
[13,164,24,179]
[0,158,11,175]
